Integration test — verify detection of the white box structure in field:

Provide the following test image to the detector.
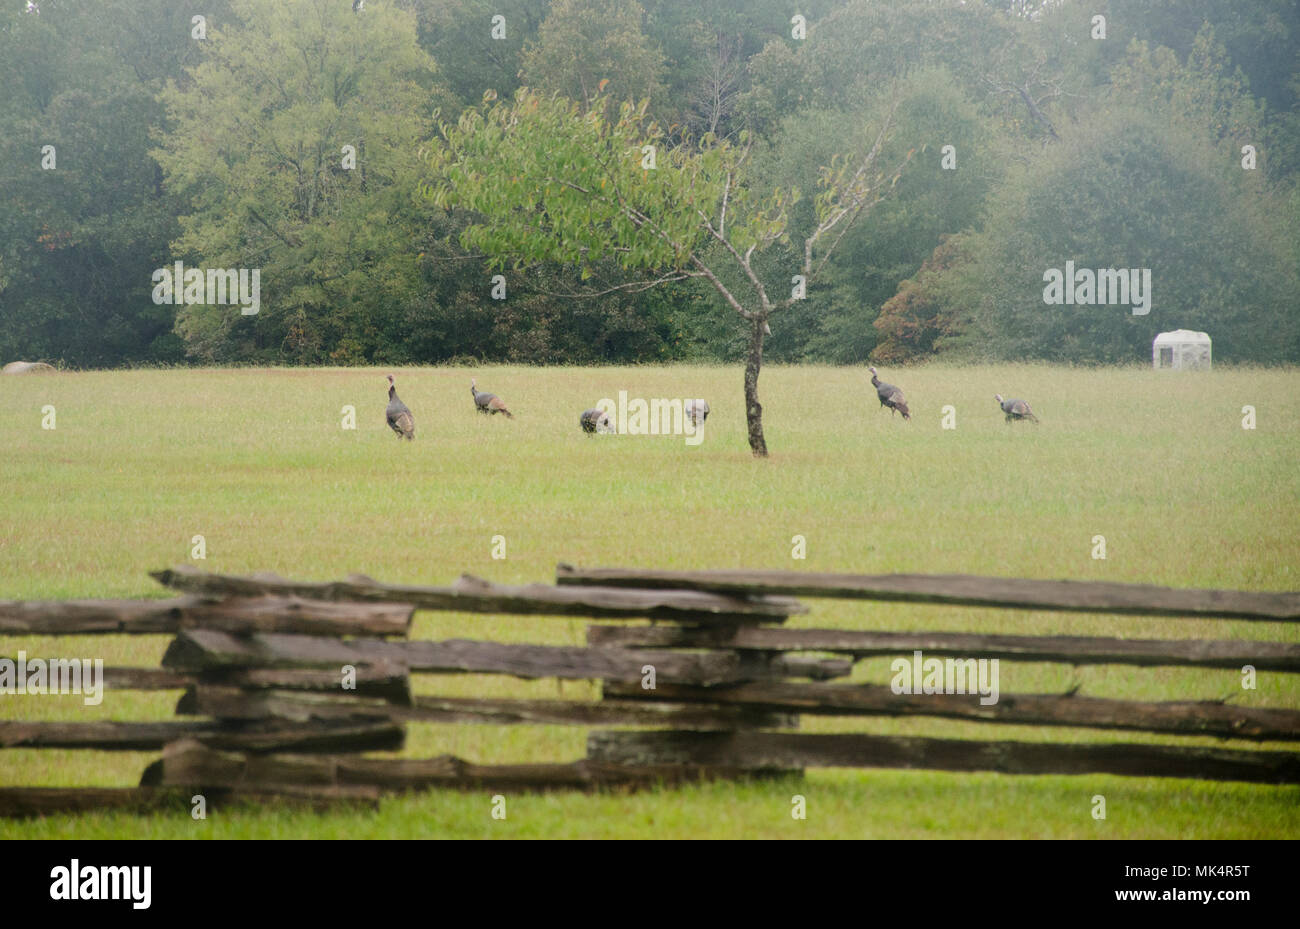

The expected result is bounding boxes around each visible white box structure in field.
[1153,330,1211,370]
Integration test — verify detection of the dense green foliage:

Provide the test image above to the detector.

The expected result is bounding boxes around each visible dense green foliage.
[1,0,1296,367]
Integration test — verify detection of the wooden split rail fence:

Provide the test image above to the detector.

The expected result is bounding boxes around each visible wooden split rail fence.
[2,564,1299,817]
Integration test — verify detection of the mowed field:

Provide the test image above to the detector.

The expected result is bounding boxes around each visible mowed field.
[1,363,1297,839]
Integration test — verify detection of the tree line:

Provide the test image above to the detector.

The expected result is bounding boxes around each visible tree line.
[1,0,1296,371]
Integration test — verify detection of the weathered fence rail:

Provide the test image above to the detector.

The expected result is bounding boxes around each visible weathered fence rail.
[0,718,404,752]
[178,684,799,729]
[585,731,1300,784]
[151,566,804,623]
[557,565,1300,621]
[142,739,793,794]
[0,594,415,636]
[2,564,1298,818]
[586,625,1300,671]
[602,681,1300,741]
[160,628,849,684]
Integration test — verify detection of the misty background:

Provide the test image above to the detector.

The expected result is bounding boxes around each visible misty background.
[1,0,1296,369]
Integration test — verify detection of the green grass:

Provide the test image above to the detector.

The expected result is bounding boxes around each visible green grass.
[1,363,1297,838]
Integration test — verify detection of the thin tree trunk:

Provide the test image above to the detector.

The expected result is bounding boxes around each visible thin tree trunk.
[744,318,767,457]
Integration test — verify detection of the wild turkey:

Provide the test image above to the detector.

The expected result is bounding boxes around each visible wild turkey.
[470,378,513,418]
[868,366,910,420]
[995,394,1039,424]
[385,375,414,440]
[684,399,710,426]
[580,408,612,434]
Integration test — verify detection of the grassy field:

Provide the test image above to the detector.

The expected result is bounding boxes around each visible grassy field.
[1,363,1297,839]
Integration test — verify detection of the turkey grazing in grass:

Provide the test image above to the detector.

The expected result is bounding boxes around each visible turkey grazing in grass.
[470,378,513,418]
[868,366,910,420]
[386,375,414,440]
[684,399,710,426]
[580,408,612,434]
[995,394,1039,424]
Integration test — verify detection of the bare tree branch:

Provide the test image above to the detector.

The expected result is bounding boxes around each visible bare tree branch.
[719,170,732,238]
[983,53,1068,140]
[687,32,744,139]
[697,210,773,313]
[689,254,753,319]
[533,271,703,299]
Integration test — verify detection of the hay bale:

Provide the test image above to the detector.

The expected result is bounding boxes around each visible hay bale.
[2,361,56,375]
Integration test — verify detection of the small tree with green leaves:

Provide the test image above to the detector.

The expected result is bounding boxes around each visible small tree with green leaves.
[425,87,914,456]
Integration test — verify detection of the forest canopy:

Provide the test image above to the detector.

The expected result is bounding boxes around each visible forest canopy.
[1,0,1296,367]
